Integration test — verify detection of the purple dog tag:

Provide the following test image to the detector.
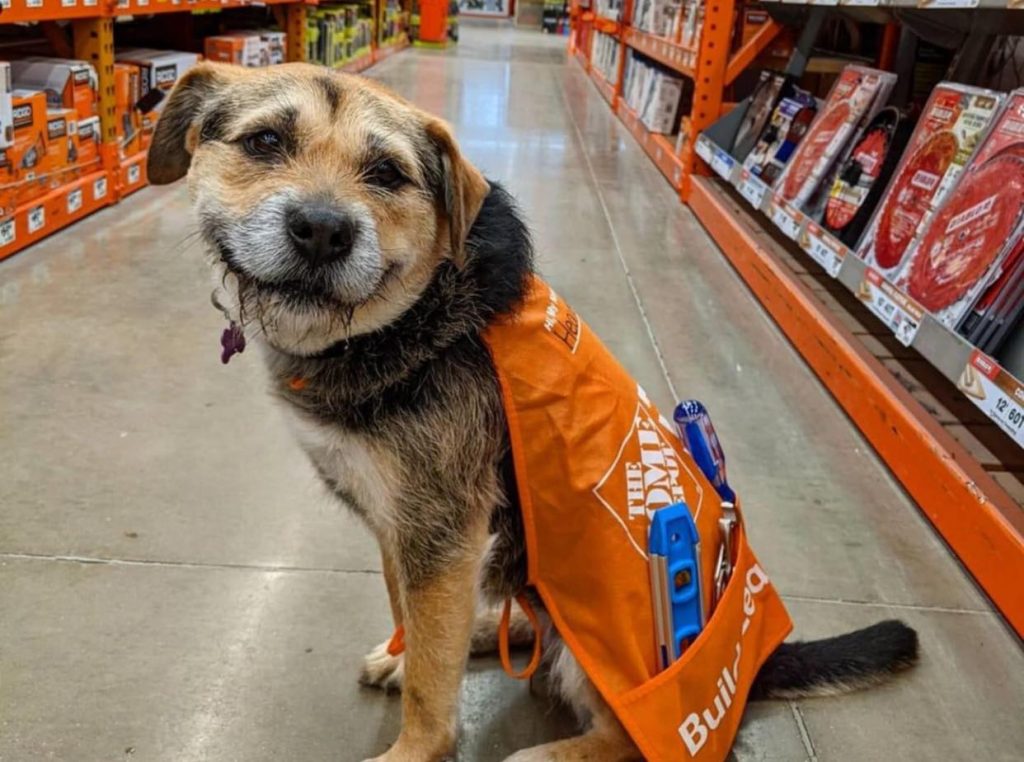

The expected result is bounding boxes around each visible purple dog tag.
[220,322,246,364]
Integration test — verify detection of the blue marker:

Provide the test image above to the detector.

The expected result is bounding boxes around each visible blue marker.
[674,400,736,503]
[648,502,704,669]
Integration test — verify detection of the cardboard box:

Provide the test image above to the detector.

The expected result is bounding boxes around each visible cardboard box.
[10,58,98,121]
[117,50,200,109]
[76,115,101,166]
[44,108,77,174]
[10,90,47,178]
[259,31,287,65]
[0,63,13,150]
[639,71,683,135]
[205,34,264,67]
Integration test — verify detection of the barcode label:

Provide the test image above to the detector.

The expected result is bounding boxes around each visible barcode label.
[859,268,924,346]
[0,220,14,247]
[28,206,45,234]
[67,189,83,214]
[770,200,803,240]
[736,171,768,210]
[803,224,847,278]
[128,164,141,184]
[93,176,108,200]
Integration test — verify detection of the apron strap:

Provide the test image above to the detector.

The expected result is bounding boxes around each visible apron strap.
[499,594,542,680]
[386,625,406,656]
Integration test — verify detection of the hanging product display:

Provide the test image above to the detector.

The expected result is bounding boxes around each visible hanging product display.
[741,88,817,186]
[855,83,1004,277]
[899,90,1024,328]
[775,65,896,211]
[821,107,913,248]
[730,71,793,162]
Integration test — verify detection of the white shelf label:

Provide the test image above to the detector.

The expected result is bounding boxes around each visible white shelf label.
[802,223,847,278]
[858,267,924,346]
[0,219,14,247]
[67,188,83,215]
[61,0,77,7]
[93,176,108,200]
[919,0,978,7]
[736,170,768,210]
[770,199,803,241]
[128,164,141,184]
[27,0,43,7]
[695,136,713,164]
[28,205,45,234]
[959,351,1024,447]
[710,146,736,181]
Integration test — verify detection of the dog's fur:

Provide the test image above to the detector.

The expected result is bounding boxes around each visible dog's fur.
[149,63,919,762]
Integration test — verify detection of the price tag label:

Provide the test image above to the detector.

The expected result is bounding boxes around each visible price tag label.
[93,176,108,200]
[802,223,847,278]
[858,267,925,346]
[959,351,1024,447]
[770,199,803,240]
[67,188,83,215]
[919,0,977,7]
[0,219,14,247]
[840,0,879,5]
[28,206,45,234]
[27,0,43,7]
[736,170,768,210]
[710,145,736,181]
[128,164,141,184]
[61,0,76,6]
[695,136,713,164]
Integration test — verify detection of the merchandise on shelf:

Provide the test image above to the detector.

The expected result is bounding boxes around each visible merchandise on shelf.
[680,0,702,49]
[9,58,98,122]
[632,0,681,38]
[961,238,1024,354]
[591,31,621,85]
[594,0,624,22]
[205,31,288,67]
[741,87,816,186]
[623,52,687,135]
[76,116,100,166]
[5,90,48,195]
[855,83,1004,278]
[116,50,200,152]
[821,107,913,248]
[897,90,1024,329]
[308,5,374,68]
[775,65,896,211]
[0,63,12,150]
[730,71,793,162]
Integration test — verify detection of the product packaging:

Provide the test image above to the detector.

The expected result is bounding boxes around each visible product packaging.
[0,62,13,150]
[259,31,287,65]
[741,88,816,185]
[76,115,101,167]
[205,34,264,67]
[821,107,913,248]
[44,108,77,176]
[116,50,200,111]
[10,58,98,121]
[775,65,896,210]
[855,83,1004,277]
[897,90,1024,328]
[730,71,792,162]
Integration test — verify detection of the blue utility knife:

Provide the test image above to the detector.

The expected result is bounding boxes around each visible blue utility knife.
[648,502,705,669]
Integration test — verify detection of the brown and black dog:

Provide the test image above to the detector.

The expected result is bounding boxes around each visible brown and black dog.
[148,62,917,762]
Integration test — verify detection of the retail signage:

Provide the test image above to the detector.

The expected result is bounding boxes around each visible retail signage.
[736,169,768,210]
[859,266,924,346]
[710,145,736,181]
[27,205,45,235]
[770,198,803,240]
[802,222,847,278]
[67,188,82,215]
[959,351,1024,446]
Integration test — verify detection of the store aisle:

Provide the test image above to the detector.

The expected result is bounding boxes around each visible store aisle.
[2,24,1022,762]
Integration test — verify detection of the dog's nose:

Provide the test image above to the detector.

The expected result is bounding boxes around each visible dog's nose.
[286,204,357,266]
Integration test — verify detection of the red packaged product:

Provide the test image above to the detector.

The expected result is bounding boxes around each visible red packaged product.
[856,83,1004,276]
[900,91,1024,328]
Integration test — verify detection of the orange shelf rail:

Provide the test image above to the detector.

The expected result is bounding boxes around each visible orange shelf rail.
[687,175,1024,637]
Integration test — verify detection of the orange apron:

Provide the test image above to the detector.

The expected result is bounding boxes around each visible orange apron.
[480,276,793,761]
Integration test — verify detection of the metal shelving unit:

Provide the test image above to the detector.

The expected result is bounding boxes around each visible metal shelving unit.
[685,4,1024,635]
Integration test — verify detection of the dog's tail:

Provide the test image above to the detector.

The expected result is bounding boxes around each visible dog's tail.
[749,620,918,700]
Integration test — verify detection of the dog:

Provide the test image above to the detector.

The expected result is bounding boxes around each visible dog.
[148,62,919,761]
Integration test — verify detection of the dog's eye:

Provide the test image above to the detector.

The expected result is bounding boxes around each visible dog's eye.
[243,130,283,158]
[364,159,407,190]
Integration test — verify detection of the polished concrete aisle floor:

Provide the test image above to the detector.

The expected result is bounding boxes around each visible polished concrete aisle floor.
[2,24,1023,762]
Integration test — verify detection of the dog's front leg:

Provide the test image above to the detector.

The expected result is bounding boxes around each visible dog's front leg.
[365,523,488,762]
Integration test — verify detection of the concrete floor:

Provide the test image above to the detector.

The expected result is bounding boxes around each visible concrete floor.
[1,23,1022,762]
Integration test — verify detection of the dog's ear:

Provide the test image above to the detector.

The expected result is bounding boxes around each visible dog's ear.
[425,119,489,267]
[147,63,233,185]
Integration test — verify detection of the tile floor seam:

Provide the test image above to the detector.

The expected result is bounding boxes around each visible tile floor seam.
[554,69,680,402]
[789,702,817,761]
[0,551,382,576]
[781,592,991,615]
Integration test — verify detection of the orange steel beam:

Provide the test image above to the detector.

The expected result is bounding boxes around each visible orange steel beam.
[724,19,781,85]
[285,3,309,63]
[688,177,1024,637]
[73,17,117,145]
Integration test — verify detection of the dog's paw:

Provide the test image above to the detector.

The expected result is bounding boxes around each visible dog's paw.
[359,639,404,693]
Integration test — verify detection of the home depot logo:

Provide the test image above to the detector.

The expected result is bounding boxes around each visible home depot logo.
[593,386,700,558]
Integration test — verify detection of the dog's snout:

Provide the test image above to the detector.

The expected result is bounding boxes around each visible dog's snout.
[286,204,357,266]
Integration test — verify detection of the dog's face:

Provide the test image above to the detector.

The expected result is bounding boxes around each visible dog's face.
[148,63,489,354]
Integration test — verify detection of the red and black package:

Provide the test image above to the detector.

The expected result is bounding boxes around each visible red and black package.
[900,91,1024,328]
[856,84,1004,276]
[821,107,913,248]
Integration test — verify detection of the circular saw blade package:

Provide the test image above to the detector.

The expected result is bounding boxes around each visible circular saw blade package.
[897,90,1024,330]
[855,83,1005,278]
[774,65,896,212]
